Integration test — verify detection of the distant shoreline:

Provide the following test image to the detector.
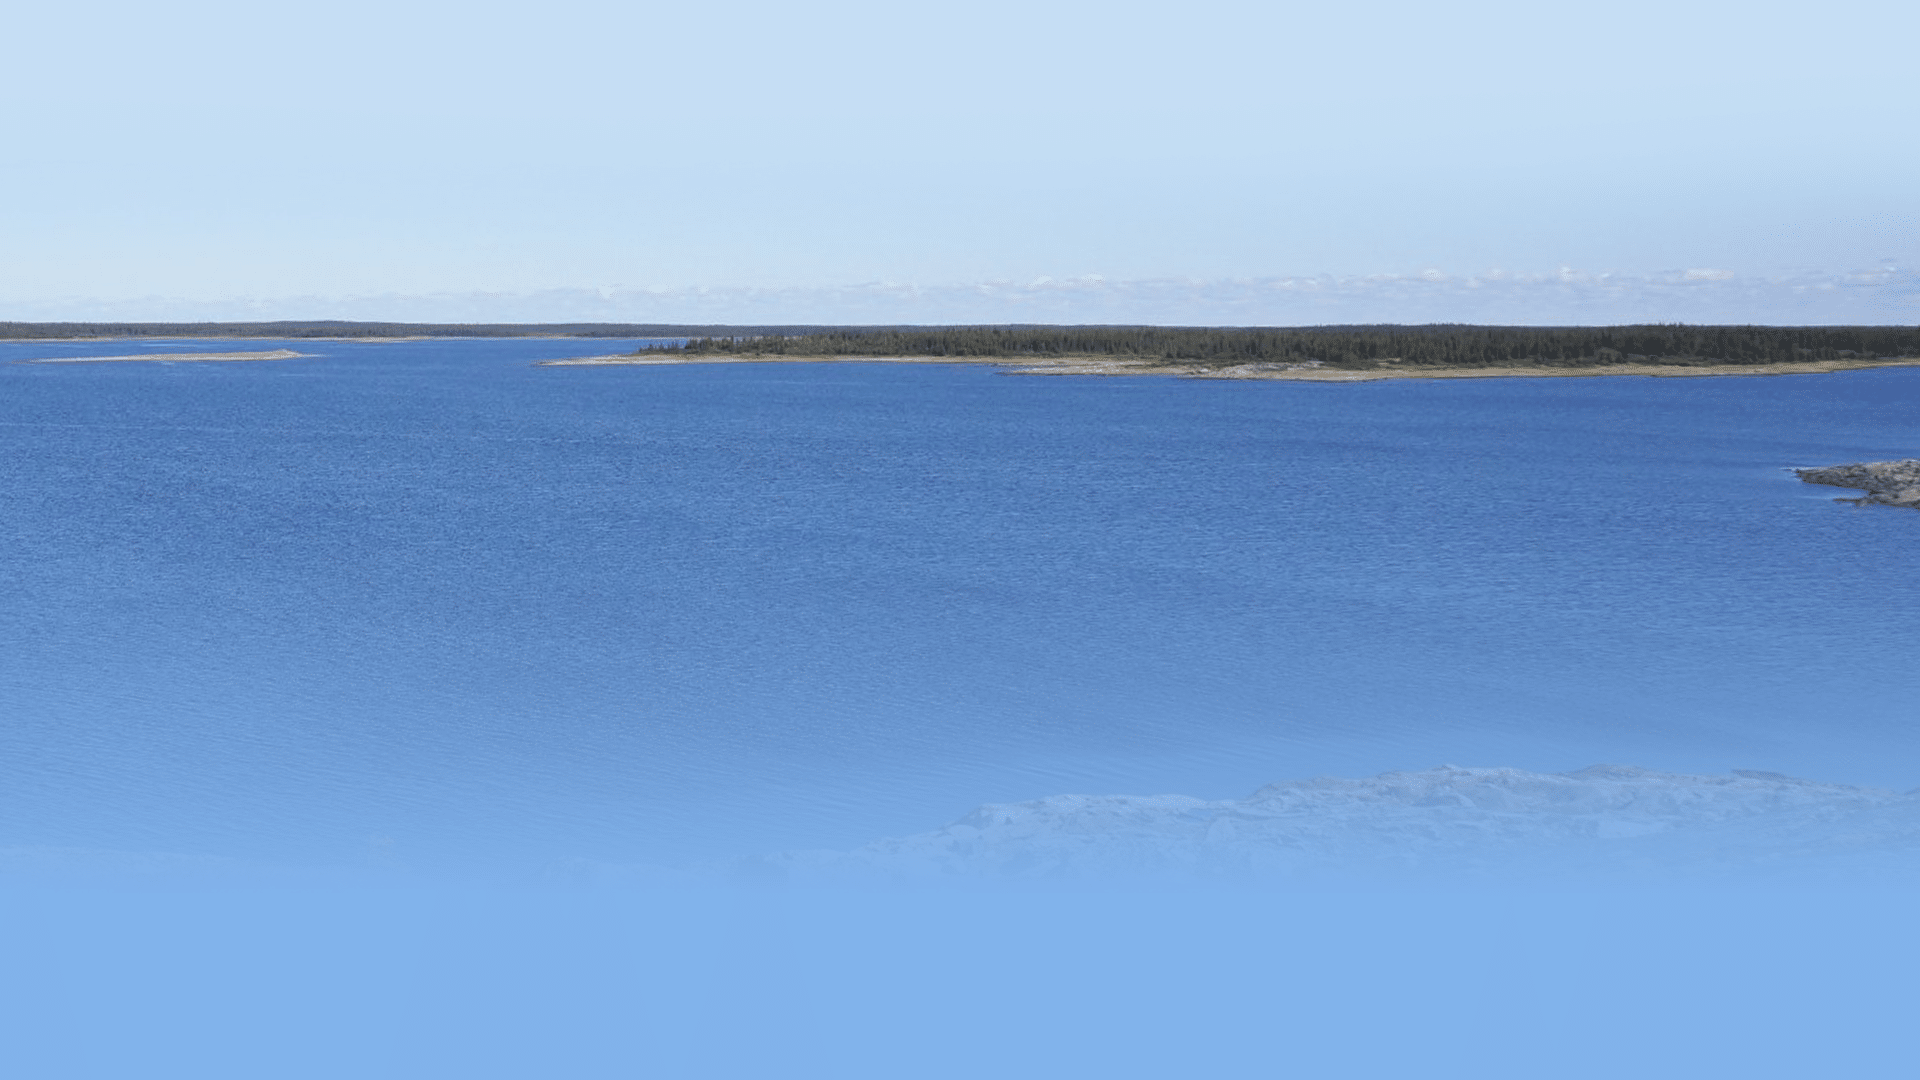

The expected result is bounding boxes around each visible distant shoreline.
[539,353,1920,381]
[5,337,475,345]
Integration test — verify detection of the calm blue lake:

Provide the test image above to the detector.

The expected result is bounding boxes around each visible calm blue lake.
[3,337,1917,874]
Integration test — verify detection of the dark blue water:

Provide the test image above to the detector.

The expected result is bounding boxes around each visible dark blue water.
[4,338,1917,874]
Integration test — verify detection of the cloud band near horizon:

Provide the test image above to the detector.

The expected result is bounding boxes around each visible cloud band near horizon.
[8,265,1914,328]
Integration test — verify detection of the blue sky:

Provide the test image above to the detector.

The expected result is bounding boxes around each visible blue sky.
[4,0,1913,324]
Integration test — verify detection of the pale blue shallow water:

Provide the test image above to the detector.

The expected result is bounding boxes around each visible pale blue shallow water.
[3,338,1917,875]
[4,884,1915,1080]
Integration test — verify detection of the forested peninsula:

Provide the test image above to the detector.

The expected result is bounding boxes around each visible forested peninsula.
[583,325,1920,378]
[11,321,1919,380]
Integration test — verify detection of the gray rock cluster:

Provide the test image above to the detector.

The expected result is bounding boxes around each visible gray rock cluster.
[1796,458,1920,508]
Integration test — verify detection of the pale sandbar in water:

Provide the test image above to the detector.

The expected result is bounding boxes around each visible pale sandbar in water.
[21,349,311,363]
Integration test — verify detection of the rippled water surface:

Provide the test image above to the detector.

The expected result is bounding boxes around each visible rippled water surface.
[4,338,1917,873]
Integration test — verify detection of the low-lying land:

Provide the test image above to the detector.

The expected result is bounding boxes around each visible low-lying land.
[545,351,1920,380]
[15,322,1920,380]
[0,320,827,340]
[548,324,1920,380]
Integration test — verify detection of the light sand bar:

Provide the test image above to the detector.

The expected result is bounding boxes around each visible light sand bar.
[22,349,311,363]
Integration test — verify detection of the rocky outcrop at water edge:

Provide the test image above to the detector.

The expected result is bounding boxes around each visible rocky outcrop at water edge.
[1795,458,1920,508]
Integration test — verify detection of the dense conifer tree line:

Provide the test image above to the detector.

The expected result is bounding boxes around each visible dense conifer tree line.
[652,325,1920,369]
[10,322,1918,369]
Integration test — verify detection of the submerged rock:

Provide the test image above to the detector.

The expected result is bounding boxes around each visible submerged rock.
[726,765,1920,885]
[1796,458,1920,508]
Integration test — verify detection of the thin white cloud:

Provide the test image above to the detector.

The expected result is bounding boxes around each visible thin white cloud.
[7,265,1914,327]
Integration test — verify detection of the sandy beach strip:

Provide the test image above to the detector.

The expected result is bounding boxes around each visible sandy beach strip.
[539,353,1920,380]
[20,349,312,363]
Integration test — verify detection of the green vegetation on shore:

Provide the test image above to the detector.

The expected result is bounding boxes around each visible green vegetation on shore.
[647,325,1920,370]
[13,321,1917,372]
